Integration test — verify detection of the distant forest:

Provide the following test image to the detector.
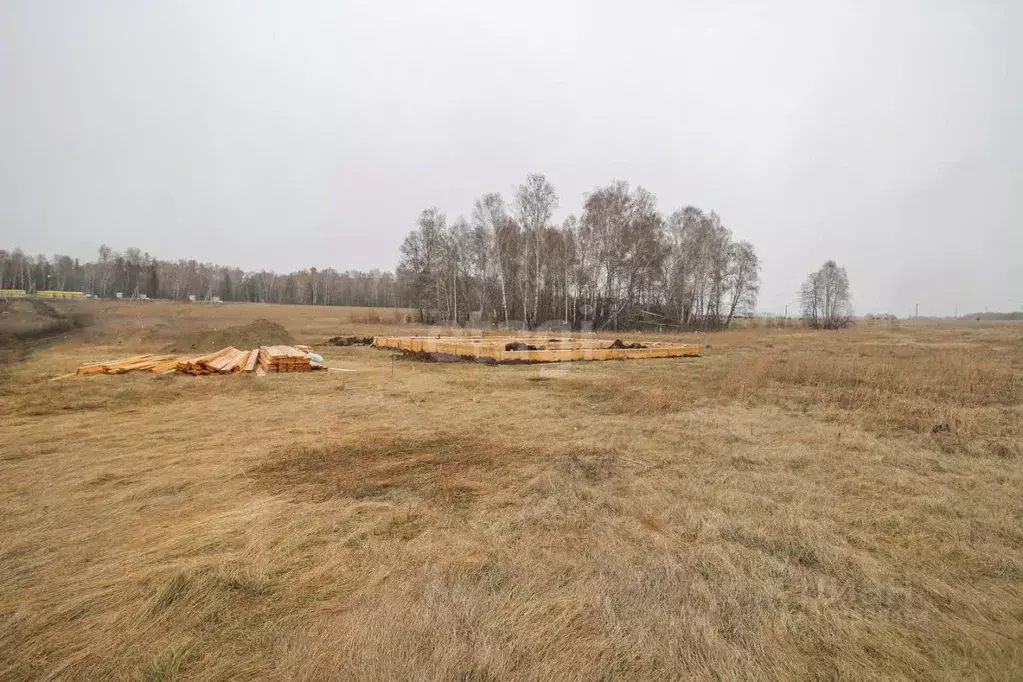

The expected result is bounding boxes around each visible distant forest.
[3,173,767,330]
[965,312,1023,321]
[0,246,400,309]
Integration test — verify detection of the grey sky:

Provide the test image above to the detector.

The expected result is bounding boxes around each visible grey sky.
[1,0,1020,315]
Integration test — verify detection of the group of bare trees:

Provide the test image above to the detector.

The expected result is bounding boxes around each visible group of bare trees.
[398,174,762,330]
[0,248,400,308]
[800,260,853,329]
[5,178,864,331]
[0,249,80,293]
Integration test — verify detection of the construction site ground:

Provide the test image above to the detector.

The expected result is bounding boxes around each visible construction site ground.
[2,300,1022,680]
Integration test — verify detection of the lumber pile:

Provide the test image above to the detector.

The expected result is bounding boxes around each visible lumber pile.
[258,345,318,373]
[76,354,182,375]
[175,347,254,375]
[72,345,326,377]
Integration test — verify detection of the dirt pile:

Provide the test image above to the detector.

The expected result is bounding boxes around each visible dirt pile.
[395,349,441,363]
[327,335,374,346]
[608,339,647,349]
[504,341,543,351]
[0,299,92,346]
[166,319,296,353]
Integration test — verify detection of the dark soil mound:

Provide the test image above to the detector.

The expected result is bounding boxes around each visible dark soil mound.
[167,319,296,353]
[505,341,543,351]
[608,339,647,349]
[327,335,374,347]
[395,349,495,364]
[395,349,440,363]
[0,298,94,371]
[0,298,92,346]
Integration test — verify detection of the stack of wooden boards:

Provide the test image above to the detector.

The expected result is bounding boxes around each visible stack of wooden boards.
[71,345,325,377]
[76,354,182,376]
[258,345,319,373]
[176,347,261,376]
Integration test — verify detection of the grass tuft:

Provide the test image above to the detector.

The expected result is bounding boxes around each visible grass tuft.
[142,642,195,682]
[153,572,191,612]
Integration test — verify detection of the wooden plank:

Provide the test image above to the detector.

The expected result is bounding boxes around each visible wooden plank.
[185,347,235,373]
[151,358,182,373]
[243,349,259,372]
[236,350,252,371]
[80,353,152,369]
[226,349,247,371]
[50,372,79,381]
[226,350,248,372]
[208,348,241,372]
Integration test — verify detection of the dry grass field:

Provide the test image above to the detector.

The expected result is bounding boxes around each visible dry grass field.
[2,300,1022,680]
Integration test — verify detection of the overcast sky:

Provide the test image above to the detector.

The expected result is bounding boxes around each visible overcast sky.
[1,0,1020,315]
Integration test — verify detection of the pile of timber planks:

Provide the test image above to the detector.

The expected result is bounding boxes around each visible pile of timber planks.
[175,347,256,375]
[71,345,325,377]
[76,354,182,375]
[258,345,321,373]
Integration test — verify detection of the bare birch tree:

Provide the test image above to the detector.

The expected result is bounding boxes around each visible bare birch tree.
[801,260,853,329]
[514,173,558,329]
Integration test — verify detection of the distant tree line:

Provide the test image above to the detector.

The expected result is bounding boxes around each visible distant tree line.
[0,247,400,308]
[965,311,1023,321]
[6,176,892,333]
[397,174,762,330]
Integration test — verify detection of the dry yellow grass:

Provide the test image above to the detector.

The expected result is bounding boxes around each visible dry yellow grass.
[1,302,1022,680]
